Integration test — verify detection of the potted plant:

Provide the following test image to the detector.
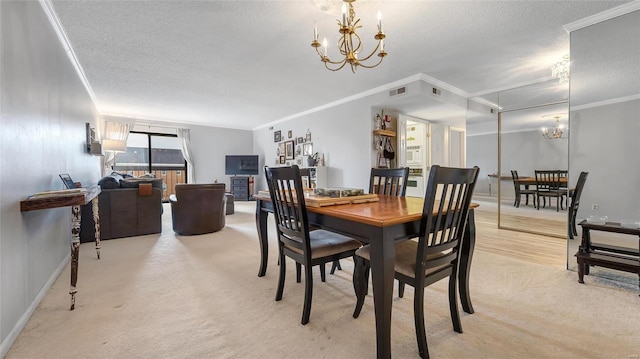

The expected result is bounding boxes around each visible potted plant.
[307,153,318,167]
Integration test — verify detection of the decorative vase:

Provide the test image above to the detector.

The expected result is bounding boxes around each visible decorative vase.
[307,158,315,167]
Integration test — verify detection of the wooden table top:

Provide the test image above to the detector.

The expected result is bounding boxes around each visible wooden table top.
[255,193,479,227]
[515,176,568,184]
[20,185,101,212]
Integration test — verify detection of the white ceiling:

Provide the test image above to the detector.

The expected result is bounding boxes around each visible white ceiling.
[51,0,632,130]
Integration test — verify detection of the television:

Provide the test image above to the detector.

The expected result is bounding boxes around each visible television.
[225,155,259,175]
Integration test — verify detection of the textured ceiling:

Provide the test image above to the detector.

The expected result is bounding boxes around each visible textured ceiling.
[51,0,630,130]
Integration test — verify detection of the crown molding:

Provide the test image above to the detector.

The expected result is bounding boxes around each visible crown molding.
[570,94,640,112]
[39,0,98,108]
[563,1,640,33]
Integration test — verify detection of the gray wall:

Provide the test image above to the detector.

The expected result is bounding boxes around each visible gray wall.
[188,125,253,187]
[466,133,498,195]
[253,89,393,193]
[467,130,568,198]
[1,1,101,355]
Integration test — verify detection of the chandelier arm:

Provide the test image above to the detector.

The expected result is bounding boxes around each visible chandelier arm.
[355,41,381,63]
[356,53,384,69]
[325,60,348,72]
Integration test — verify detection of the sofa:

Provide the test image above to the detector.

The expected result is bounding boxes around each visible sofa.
[80,173,163,242]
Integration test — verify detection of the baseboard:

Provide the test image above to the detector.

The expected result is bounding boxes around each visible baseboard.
[0,254,70,358]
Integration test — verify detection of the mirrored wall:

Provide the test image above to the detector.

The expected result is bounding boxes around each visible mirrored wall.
[565,10,640,283]
[480,80,570,239]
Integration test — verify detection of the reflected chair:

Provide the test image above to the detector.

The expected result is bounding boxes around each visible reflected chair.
[369,167,410,196]
[511,170,536,208]
[169,183,227,235]
[568,172,588,239]
[265,165,361,325]
[535,170,566,211]
[353,165,479,359]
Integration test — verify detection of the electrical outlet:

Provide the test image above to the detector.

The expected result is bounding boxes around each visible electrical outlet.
[591,204,599,211]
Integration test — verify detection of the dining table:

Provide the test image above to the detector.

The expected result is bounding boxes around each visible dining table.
[514,176,568,186]
[254,193,478,359]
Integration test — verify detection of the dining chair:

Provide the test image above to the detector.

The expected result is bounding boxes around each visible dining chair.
[534,170,566,211]
[510,170,536,208]
[330,167,411,277]
[265,165,361,325]
[568,172,588,239]
[369,167,410,196]
[352,165,479,359]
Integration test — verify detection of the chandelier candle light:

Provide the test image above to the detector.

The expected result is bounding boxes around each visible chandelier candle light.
[552,54,570,83]
[311,0,387,73]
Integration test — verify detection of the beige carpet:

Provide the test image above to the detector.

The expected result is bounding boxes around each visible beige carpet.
[6,202,639,359]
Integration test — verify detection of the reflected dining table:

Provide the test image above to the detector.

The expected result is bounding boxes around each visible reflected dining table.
[254,194,478,359]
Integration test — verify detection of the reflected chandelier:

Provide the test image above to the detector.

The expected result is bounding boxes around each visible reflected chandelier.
[551,54,570,83]
[541,114,568,139]
[311,0,387,73]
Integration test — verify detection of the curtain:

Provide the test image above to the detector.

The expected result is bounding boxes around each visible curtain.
[177,128,195,183]
[102,119,134,176]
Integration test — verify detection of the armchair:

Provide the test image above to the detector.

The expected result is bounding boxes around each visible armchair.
[169,183,227,235]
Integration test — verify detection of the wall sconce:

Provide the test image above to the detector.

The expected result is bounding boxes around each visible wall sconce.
[85,123,103,156]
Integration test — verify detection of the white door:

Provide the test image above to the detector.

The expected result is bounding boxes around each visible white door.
[429,122,448,166]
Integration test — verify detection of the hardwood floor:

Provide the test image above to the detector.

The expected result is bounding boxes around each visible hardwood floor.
[473,207,567,268]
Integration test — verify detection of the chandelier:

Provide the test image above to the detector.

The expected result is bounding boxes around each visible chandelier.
[541,114,568,139]
[311,0,387,73]
[551,54,570,83]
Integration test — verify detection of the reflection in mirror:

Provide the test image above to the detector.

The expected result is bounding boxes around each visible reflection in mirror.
[498,101,568,238]
[467,79,570,239]
[565,10,640,289]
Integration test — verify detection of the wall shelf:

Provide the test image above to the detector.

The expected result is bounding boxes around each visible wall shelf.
[373,129,396,137]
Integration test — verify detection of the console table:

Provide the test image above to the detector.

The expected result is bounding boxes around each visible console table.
[20,185,101,309]
[576,220,639,295]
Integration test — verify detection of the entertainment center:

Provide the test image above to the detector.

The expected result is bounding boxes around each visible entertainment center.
[225,155,258,201]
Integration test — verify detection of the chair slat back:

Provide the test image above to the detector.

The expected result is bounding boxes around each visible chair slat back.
[535,170,562,191]
[369,167,410,197]
[265,166,311,254]
[416,166,479,274]
[511,170,521,194]
[571,172,589,208]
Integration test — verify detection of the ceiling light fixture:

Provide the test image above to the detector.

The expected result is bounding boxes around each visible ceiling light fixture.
[541,114,568,139]
[551,54,570,83]
[311,0,387,73]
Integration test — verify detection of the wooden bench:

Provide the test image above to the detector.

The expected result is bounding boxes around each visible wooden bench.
[575,220,640,295]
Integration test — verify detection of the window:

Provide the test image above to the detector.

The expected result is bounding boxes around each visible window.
[112,132,186,201]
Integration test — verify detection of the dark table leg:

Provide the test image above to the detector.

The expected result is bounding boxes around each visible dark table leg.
[256,199,269,277]
[459,209,476,314]
[369,230,395,359]
[70,204,81,310]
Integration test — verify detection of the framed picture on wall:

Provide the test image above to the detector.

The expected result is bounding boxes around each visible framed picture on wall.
[279,155,285,164]
[303,143,313,156]
[274,130,281,142]
[285,140,295,159]
[278,142,285,157]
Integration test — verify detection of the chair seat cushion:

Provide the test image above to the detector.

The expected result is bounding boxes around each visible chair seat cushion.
[284,229,361,259]
[356,240,449,279]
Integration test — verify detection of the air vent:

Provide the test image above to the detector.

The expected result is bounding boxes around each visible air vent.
[432,87,441,95]
[389,86,407,97]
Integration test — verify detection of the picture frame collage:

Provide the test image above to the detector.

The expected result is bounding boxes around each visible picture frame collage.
[273,128,313,166]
